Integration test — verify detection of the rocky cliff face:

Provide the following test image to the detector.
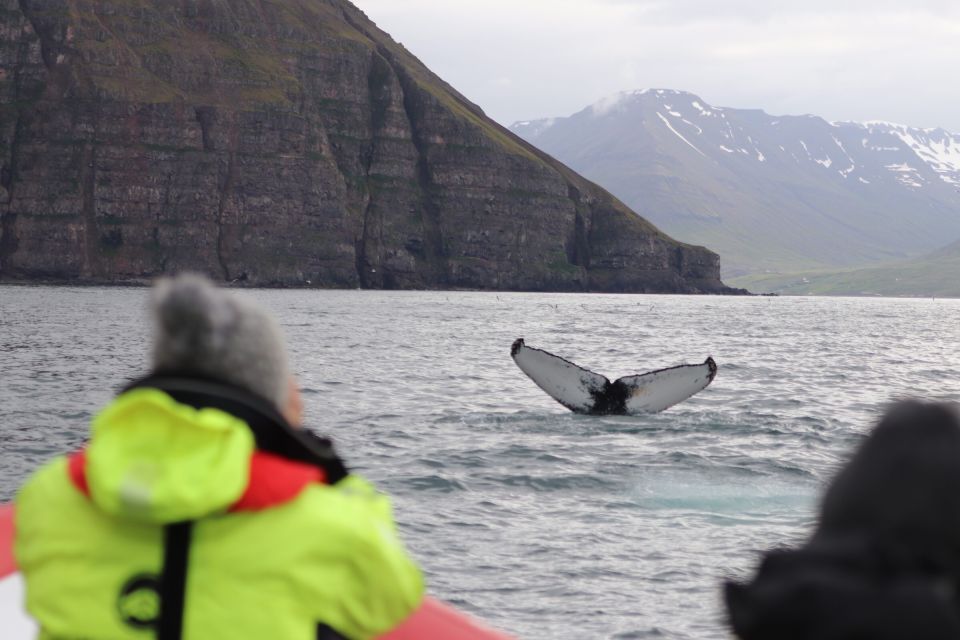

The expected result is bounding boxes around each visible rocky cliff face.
[0,0,736,293]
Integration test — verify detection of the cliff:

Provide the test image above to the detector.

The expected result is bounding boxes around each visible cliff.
[0,0,736,293]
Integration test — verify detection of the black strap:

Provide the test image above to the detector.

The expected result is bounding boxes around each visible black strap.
[146,522,350,640]
[123,374,348,483]
[316,623,348,639]
[157,522,193,640]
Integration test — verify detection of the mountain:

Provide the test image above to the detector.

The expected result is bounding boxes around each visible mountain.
[511,90,960,280]
[0,3,736,294]
[734,239,960,297]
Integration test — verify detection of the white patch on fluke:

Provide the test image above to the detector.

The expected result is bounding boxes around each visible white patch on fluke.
[511,342,607,413]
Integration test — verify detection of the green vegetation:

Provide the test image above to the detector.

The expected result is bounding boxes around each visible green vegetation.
[91,73,183,103]
[46,0,563,167]
[731,247,960,297]
[76,5,301,107]
[548,253,580,275]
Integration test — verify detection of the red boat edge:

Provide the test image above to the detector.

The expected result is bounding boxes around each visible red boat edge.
[0,503,514,639]
[0,503,14,578]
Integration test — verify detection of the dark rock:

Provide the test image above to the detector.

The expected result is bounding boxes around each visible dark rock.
[0,0,738,293]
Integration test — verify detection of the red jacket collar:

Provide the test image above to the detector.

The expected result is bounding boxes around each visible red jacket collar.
[68,450,326,513]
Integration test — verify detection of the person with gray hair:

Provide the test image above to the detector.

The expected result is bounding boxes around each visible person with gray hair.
[150,274,297,422]
[14,274,425,639]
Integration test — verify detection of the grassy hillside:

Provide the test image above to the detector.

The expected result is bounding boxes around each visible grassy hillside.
[731,242,960,297]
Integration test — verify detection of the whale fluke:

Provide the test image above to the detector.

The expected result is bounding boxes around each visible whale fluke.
[510,338,716,415]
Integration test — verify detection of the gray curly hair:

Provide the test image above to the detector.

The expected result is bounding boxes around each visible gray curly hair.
[150,274,290,410]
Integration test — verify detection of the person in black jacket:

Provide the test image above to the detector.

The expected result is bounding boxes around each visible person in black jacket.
[726,400,960,640]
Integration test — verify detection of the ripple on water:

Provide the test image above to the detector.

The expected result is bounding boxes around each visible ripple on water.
[3,288,960,640]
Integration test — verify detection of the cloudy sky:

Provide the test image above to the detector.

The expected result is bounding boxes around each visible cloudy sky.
[352,0,960,132]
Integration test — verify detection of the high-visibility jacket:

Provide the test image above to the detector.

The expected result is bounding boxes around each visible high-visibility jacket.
[14,379,424,640]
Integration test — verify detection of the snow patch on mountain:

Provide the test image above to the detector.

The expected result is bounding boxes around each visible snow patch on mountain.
[691,101,715,117]
[656,112,707,157]
[886,163,925,188]
[892,131,960,185]
[866,122,960,187]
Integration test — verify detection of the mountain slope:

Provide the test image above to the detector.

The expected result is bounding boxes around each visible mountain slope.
[734,239,960,297]
[512,90,960,279]
[0,2,734,293]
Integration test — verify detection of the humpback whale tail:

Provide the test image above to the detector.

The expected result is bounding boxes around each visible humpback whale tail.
[510,338,716,415]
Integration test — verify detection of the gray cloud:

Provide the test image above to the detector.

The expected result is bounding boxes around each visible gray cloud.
[594,0,960,23]
[354,1,960,131]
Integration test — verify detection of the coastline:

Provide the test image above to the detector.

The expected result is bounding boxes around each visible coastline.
[0,276,752,295]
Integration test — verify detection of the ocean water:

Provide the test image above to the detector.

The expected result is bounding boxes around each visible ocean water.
[2,287,959,638]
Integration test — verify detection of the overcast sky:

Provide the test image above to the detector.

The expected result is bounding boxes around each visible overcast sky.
[352,0,960,132]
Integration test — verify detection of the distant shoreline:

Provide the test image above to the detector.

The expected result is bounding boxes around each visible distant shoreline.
[0,277,753,295]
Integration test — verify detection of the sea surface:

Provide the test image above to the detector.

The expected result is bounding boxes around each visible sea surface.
[2,287,959,638]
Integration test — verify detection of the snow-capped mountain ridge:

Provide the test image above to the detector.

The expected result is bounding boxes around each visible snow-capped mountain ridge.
[510,90,960,277]
[521,91,960,191]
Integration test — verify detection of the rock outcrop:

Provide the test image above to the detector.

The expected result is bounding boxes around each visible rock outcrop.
[0,0,736,293]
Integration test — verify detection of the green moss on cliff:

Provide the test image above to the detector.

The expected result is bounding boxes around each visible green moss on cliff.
[92,73,182,102]
[548,252,581,275]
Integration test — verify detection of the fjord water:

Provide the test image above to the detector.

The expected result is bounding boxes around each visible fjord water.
[2,288,959,639]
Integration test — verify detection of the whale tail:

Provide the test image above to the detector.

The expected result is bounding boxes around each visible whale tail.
[612,356,717,414]
[510,339,716,415]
